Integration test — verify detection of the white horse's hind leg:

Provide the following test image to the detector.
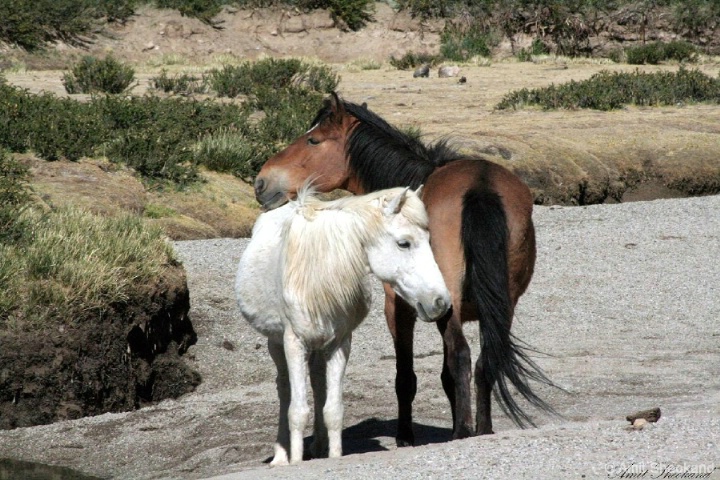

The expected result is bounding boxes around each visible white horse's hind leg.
[267,339,290,466]
[283,327,310,464]
[324,335,351,458]
[309,351,328,458]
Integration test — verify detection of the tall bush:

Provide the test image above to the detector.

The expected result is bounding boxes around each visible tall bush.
[63,56,136,95]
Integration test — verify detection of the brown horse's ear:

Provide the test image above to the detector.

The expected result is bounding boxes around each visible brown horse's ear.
[324,92,345,122]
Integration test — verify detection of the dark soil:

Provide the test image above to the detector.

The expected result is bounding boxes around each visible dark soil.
[0,266,200,430]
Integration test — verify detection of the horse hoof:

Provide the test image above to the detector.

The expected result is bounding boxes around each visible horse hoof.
[452,425,475,440]
[270,456,289,467]
[396,437,414,448]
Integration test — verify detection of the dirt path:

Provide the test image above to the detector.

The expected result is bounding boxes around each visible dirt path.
[0,194,718,479]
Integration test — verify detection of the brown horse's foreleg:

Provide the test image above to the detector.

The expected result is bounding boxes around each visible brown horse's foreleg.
[383,285,418,447]
[437,314,474,439]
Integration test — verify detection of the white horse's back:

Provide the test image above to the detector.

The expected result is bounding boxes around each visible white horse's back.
[235,204,294,341]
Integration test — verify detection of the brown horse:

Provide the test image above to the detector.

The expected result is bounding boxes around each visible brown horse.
[253,92,556,447]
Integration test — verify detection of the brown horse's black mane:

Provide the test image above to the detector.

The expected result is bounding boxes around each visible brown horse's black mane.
[311,98,463,192]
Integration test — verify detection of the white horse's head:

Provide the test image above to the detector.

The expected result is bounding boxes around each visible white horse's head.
[366,187,450,322]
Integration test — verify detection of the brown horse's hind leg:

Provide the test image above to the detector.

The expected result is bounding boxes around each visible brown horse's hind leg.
[475,361,495,435]
[383,285,418,447]
[437,313,475,439]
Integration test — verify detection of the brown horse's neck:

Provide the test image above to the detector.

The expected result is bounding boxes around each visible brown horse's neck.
[343,175,366,195]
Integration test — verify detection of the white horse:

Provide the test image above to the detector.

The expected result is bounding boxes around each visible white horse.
[235,186,450,465]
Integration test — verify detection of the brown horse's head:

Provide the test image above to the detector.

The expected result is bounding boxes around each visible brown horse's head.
[254,93,357,210]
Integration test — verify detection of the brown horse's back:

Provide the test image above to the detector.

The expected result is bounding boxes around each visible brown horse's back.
[422,158,536,316]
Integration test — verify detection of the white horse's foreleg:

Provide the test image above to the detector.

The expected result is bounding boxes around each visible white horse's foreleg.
[283,327,310,464]
[309,351,328,458]
[325,334,351,458]
[267,339,290,466]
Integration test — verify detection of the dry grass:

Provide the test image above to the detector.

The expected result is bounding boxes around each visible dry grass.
[145,170,258,239]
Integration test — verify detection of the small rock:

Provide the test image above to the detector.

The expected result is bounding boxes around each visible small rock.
[221,339,235,351]
[458,76,467,84]
[413,65,430,78]
[626,407,661,423]
[633,418,648,430]
[438,65,460,78]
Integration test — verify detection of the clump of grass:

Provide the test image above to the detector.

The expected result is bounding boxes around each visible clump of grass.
[143,203,178,219]
[347,58,383,71]
[146,53,188,68]
[1,207,175,331]
[389,51,443,70]
[193,127,256,177]
[496,67,720,111]
[62,55,136,95]
[151,69,208,95]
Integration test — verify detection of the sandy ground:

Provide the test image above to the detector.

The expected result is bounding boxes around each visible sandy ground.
[0,194,718,479]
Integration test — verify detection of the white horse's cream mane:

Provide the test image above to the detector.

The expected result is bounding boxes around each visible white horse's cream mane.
[281,186,428,340]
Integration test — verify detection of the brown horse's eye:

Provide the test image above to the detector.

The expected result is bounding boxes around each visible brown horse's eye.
[307,137,320,146]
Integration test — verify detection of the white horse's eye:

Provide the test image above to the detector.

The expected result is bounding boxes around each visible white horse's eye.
[397,239,411,249]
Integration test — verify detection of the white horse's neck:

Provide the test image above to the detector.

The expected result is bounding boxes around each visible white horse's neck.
[281,202,377,344]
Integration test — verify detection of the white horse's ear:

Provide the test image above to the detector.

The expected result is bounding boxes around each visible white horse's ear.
[384,187,410,216]
[415,185,424,199]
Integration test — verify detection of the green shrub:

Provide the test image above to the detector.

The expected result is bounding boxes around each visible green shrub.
[496,68,720,111]
[97,95,248,186]
[395,0,459,19]
[208,58,331,98]
[156,0,224,24]
[1,57,338,185]
[0,0,108,50]
[151,69,208,94]
[440,20,496,61]
[672,0,720,40]
[322,0,375,31]
[0,84,106,161]
[626,41,699,65]
[662,41,699,63]
[63,56,136,94]
[626,42,666,65]
[224,88,326,180]
[517,38,550,62]
[0,151,32,244]
[389,51,443,70]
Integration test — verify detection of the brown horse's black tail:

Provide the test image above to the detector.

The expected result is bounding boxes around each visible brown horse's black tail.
[461,187,558,428]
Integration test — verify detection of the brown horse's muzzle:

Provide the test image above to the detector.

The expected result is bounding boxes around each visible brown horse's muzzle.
[254,175,290,210]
